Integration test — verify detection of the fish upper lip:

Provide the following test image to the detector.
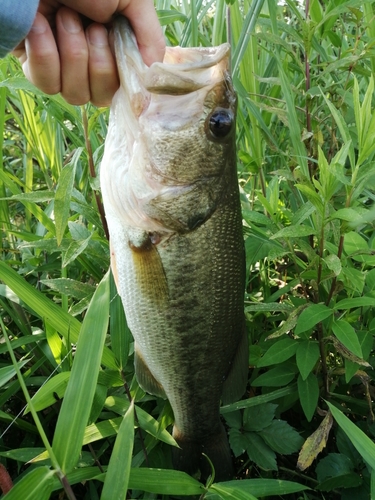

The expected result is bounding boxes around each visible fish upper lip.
[114,17,231,100]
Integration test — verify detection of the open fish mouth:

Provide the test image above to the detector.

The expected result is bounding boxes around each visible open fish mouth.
[101,17,236,235]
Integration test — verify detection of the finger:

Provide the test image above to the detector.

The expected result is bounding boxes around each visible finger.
[86,24,120,107]
[56,7,90,105]
[119,0,165,65]
[20,13,61,95]
[60,0,119,23]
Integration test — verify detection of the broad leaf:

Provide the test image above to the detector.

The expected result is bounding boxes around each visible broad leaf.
[252,363,297,387]
[315,453,361,491]
[243,403,277,432]
[245,432,277,471]
[256,338,298,367]
[296,341,320,380]
[259,420,303,454]
[298,373,319,422]
[295,304,333,335]
[332,319,362,358]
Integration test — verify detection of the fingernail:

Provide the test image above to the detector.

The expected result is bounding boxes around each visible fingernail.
[30,14,47,34]
[61,9,82,34]
[87,26,108,48]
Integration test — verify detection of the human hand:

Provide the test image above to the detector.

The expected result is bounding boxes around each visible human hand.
[13,0,165,107]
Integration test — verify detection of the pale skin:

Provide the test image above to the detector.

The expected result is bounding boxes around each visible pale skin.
[12,0,166,107]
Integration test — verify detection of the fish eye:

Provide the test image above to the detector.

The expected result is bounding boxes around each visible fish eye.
[208,108,233,138]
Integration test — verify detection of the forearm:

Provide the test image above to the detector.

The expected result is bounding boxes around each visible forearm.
[0,0,39,58]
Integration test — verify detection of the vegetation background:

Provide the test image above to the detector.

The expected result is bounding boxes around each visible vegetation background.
[1,0,375,498]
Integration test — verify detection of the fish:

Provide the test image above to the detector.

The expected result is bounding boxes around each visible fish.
[100,17,248,482]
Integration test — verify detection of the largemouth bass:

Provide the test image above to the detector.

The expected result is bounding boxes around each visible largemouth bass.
[101,17,248,481]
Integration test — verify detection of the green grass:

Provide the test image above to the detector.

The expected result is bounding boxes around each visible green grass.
[1,1,375,498]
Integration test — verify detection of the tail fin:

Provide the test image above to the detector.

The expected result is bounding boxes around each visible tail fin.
[172,423,233,482]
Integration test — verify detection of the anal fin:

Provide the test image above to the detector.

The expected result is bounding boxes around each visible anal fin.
[221,325,249,405]
[135,345,167,399]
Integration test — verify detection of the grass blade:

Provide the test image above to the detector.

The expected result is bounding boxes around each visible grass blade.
[100,402,134,500]
[327,401,375,470]
[52,271,110,473]
[54,148,82,245]
[2,467,55,500]
[0,261,80,343]
[110,271,131,370]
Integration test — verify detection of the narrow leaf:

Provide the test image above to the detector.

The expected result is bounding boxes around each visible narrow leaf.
[54,148,81,245]
[0,261,80,343]
[2,467,54,500]
[327,402,375,470]
[104,396,178,447]
[221,385,297,414]
[128,468,204,496]
[0,359,30,388]
[39,278,96,300]
[333,297,375,310]
[209,484,258,500]
[101,402,134,500]
[110,271,131,370]
[52,271,110,473]
[270,225,316,240]
[331,336,370,367]
[26,372,70,413]
[208,479,308,497]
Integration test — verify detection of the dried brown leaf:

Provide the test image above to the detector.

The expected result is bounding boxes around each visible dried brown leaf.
[331,336,371,367]
[297,411,333,471]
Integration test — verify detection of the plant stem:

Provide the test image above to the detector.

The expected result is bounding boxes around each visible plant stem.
[305,0,313,179]
[317,322,329,398]
[81,106,109,240]
[325,233,345,305]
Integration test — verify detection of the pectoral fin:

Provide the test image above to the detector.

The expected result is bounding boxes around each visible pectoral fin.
[221,325,249,405]
[135,345,167,399]
[129,229,169,305]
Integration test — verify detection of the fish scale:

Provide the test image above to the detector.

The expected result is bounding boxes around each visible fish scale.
[101,17,248,481]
